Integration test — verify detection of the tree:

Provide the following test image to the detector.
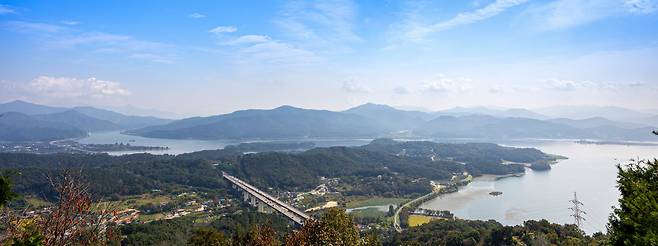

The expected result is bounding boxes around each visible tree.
[285,208,377,246]
[0,174,17,207]
[245,225,279,246]
[387,205,395,217]
[2,170,117,246]
[608,159,658,245]
[188,228,230,246]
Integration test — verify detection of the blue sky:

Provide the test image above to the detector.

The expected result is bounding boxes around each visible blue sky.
[0,0,657,116]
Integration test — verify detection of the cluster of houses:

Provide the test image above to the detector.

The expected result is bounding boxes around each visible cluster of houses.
[410,208,454,219]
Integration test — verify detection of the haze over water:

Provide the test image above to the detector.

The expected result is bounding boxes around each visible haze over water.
[421,142,658,234]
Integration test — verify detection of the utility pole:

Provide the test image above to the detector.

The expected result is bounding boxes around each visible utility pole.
[569,192,586,229]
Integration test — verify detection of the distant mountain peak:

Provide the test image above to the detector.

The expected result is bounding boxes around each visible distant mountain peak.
[274,105,303,111]
[345,103,397,112]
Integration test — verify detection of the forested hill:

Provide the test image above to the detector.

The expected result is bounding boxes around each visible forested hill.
[126,103,657,141]
[126,105,387,139]
[0,100,172,141]
[0,112,87,141]
[0,139,558,200]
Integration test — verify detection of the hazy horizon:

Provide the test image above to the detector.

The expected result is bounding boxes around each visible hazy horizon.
[1,0,657,116]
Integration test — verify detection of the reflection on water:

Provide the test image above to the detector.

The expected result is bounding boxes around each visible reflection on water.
[420,142,658,234]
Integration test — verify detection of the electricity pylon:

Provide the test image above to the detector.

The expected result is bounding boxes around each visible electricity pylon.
[569,192,586,229]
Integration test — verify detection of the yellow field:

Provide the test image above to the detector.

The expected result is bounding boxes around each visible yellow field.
[408,214,434,227]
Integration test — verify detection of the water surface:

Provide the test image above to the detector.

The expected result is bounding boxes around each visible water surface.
[420,142,658,234]
[79,131,372,155]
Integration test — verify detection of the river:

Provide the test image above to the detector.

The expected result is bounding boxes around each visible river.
[79,132,658,234]
[419,141,658,234]
[78,131,372,155]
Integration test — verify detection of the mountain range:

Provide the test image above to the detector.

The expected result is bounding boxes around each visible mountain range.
[2,100,656,142]
[0,112,87,141]
[126,103,658,141]
[0,100,172,141]
[127,105,386,139]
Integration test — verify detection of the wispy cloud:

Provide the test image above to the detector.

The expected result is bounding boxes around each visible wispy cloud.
[423,75,472,93]
[545,78,649,91]
[208,24,320,65]
[0,4,16,14]
[3,21,176,63]
[222,35,271,45]
[236,39,321,65]
[209,26,237,33]
[0,76,131,105]
[274,0,361,52]
[29,76,131,98]
[188,13,206,19]
[61,20,79,25]
[4,21,68,33]
[342,78,372,93]
[522,0,658,30]
[400,0,529,42]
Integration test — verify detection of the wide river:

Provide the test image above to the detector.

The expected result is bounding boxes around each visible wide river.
[420,141,658,235]
[78,131,372,155]
[79,132,657,234]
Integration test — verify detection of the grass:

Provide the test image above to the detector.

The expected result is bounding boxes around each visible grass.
[408,215,434,227]
[24,197,51,208]
[346,197,408,209]
[94,194,173,211]
[349,207,387,218]
[136,213,166,222]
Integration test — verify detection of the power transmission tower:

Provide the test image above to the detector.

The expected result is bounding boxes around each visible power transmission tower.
[569,192,586,228]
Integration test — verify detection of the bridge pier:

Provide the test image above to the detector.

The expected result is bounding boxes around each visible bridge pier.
[250,195,257,206]
[223,172,309,226]
[243,190,249,202]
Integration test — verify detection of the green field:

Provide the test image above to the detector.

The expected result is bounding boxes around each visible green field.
[346,197,408,209]
[95,194,173,210]
[24,197,51,208]
[348,207,387,218]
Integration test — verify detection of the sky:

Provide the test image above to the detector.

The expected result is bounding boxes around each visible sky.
[0,0,657,117]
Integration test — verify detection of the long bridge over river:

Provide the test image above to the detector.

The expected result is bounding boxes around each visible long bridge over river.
[222,172,311,225]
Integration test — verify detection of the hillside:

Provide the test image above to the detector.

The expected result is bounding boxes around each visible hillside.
[128,104,658,141]
[1,139,555,198]
[548,117,646,129]
[415,115,655,141]
[342,103,431,131]
[127,105,387,139]
[0,100,67,115]
[0,112,87,141]
[73,106,172,129]
[33,110,121,132]
[437,106,548,119]
[0,100,171,135]
[536,105,650,123]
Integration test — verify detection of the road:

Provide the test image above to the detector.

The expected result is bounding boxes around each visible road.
[393,190,440,232]
[223,172,311,225]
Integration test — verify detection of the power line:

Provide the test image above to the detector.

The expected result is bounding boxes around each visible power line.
[569,192,587,229]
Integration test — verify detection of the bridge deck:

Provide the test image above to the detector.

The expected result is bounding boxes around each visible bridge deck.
[223,172,311,225]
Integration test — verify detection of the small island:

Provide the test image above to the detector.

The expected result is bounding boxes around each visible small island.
[489,191,503,196]
[223,141,316,153]
[80,143,169,152]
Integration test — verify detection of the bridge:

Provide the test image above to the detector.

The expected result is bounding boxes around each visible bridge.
[222,172,311,225]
